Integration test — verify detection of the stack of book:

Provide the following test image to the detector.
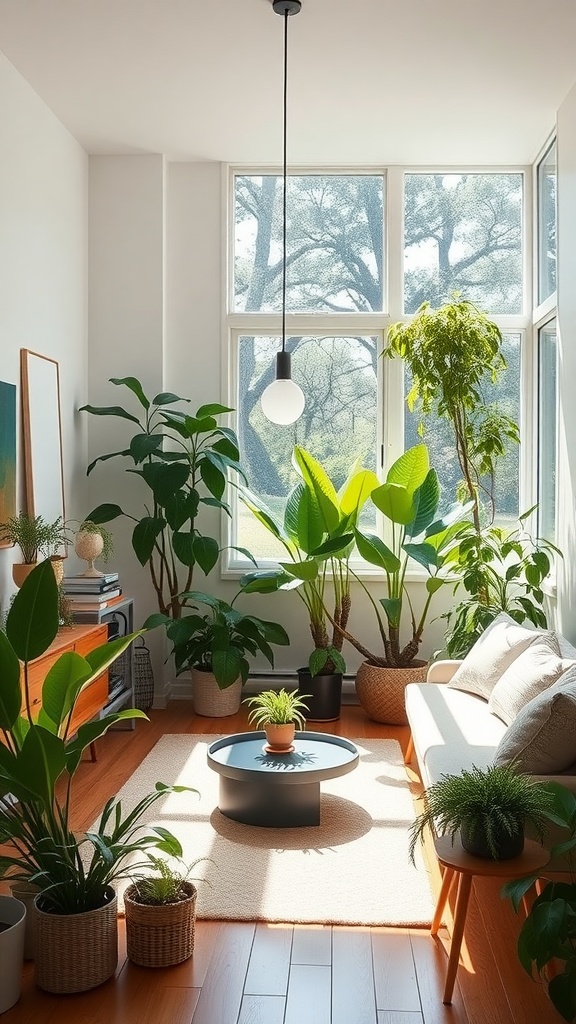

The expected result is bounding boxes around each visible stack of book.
[61,572,123,621]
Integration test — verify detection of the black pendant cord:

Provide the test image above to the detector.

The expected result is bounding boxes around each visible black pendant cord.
[281,10,288,355]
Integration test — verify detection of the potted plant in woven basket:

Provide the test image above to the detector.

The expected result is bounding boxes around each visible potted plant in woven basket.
[147,592,290,718]
[244,688,311,752]
[331,444,469,724]
[0,561,194,994]
[124,854,204,968]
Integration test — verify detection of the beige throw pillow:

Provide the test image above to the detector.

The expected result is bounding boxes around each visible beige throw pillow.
[447,612,538,700]
[494,664,576,774]
[488,632,569,725]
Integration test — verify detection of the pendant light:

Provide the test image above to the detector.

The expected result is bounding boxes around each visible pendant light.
[260,0,305,426]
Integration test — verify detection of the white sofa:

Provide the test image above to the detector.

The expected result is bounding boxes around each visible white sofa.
[405,616,576,796]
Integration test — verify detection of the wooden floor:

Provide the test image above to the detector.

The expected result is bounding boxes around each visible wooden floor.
[3,703,561,1024]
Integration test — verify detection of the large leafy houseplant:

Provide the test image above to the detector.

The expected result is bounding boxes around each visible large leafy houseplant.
[147,591,290,690]
[239,446,377,676]
[334,444,468,669]
[0,560,190,916]
[80,377,251,618]
[384,297,556,656]
[503,783,576,1023]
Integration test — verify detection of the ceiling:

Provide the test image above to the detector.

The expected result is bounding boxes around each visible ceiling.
[0,0,573,166]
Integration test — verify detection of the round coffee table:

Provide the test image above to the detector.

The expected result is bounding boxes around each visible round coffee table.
[207,732,359,827]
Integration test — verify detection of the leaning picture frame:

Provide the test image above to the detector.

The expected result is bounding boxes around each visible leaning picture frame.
[0,380,17,544]
[20,349,65,526]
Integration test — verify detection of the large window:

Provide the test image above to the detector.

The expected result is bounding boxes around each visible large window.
[537,141,557,305]
[404,173,523,314]
[536,324,557,543]
[229,169,526,566]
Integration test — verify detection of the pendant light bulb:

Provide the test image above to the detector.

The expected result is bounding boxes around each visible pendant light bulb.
[260,350,305,425]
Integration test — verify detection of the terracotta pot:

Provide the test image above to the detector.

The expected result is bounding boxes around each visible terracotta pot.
[191,668,242,717]
[12,562,37,588]
[264,723,296,751]
[34,888,118,994]
[124,882,197,968]
[355,660,428,725]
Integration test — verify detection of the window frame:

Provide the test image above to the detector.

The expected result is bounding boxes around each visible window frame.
[223,163,531,578]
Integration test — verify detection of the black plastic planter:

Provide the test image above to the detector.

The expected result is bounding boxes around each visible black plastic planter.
[297,669,342,722]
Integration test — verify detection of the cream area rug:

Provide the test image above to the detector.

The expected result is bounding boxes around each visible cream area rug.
[107,734,434,927]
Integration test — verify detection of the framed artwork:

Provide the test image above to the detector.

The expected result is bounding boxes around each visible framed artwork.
[20,350,65,526]
[0,380,17,543]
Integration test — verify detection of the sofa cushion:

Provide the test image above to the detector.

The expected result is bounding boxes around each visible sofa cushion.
[447,612,539,700]
[494,664,576,774]
[487,632,570,725]
[405,682,507,789]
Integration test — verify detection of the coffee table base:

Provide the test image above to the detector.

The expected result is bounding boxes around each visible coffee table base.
[219,776,321,827]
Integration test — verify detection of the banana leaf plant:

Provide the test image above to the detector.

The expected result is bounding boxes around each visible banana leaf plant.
[0,561,191,914]
[80,378,254,619]
[336,444,470,668]
[239,446,378,676]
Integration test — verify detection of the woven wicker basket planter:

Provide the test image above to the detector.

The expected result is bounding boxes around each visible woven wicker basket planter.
[192,668,242,717]
[124,882,197,968]
[355,660,428,725]
[34,888,118,994]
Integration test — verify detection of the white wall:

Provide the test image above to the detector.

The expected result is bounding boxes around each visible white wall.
[555,82,576,642]
[88,155,169,699]
[0,54,89,614]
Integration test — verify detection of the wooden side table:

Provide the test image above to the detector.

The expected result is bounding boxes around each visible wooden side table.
[432,835,549,1004]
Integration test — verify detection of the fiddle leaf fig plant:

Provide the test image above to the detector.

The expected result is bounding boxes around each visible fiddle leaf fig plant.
[239,446,378,675]
[80,378,254,618]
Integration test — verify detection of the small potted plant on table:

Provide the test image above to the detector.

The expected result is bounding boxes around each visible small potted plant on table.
[0,511,67,587]
[409,763,553,862]
[244,688,311,752]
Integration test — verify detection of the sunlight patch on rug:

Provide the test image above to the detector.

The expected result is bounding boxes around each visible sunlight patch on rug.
[105,734,434,927]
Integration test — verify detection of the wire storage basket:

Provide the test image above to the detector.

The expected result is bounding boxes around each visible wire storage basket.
[133,637,155,710]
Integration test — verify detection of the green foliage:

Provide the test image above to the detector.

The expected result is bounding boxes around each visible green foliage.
[0,561,192,915]
[80,379,249,619]
[244,688,310,729]
[503,784,576,1022]
[128,854,205,906]
[443,512,562,657]
[345,445,470,668]
[409,763,553,864]
[0,512,67,564]
[386,298,520,530]
[146,592,290,691]
[239,447,377,674]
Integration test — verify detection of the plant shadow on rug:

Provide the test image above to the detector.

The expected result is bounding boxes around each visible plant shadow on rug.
[104,735,434,927]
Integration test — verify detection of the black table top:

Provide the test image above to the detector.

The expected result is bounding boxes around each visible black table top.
[207,731,359,786]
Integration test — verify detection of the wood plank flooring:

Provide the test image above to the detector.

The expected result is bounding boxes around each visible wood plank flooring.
[2,703,562,1024]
